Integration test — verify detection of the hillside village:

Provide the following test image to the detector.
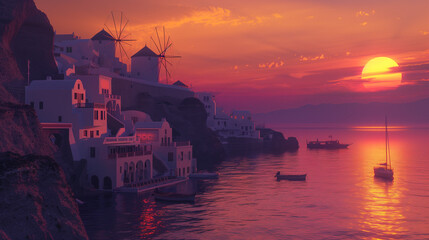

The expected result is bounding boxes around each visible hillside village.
[25,29,262,191]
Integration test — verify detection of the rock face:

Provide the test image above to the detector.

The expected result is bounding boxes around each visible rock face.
[0,102,54,156]
[0,0,58,102]
[0,152,88,240]
[134,93,226,170]
[225,128,299,156]
[0,0,88,239]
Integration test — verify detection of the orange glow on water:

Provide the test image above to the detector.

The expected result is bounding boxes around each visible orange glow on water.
[355,133,408,238]
[352,126,408,132]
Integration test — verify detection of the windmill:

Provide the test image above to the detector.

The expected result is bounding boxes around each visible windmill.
[103,11,135,62]
[150,26,181,84]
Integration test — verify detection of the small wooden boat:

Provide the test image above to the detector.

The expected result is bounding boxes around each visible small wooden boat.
[153,190,196,203]
[275,172,307,181]
[189,172,219,179]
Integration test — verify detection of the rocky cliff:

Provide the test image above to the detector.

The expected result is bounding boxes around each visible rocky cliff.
[133,93,226,170]
[0,152,88,240]
[0,0,57,102]
[225,128,299,156]
[0,0,88,239]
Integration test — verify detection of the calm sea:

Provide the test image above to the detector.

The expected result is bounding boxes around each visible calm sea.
[79,126,429,239]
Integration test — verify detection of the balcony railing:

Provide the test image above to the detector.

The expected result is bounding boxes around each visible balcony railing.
[75,102,105,109]
[104,94,121,100]
[103,136,140,144]
[108,150,152,159]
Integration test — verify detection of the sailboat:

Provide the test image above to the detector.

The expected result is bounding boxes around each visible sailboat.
[373,116,394,180]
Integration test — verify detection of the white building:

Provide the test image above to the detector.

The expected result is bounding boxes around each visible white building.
[197,93,260,140]
[25,78,153,190]
[131,45,160,82]
[134,119,196,177]
[54,30,127,77]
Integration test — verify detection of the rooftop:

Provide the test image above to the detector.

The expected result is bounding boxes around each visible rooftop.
[91,29,115,41]
[131,45,159,58]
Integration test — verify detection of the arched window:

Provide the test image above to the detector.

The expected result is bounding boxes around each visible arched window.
[91,175,99,189]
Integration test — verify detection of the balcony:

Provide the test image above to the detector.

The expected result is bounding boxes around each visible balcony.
[104,94,121,100]
[108,150,152,159]
[76,102,105,109]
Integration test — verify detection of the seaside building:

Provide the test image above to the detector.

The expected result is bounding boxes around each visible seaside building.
[25,77,158,190]
[197,93,260,140]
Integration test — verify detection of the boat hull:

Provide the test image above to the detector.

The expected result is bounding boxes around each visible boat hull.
[276,174,307,181]
[374,167,394,180]
[307,143,349,149]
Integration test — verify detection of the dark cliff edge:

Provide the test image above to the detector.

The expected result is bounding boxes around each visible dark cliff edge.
[132,94,226,170]
[225,128,299,156]
[0,0,88,239]
[0,152,88,240]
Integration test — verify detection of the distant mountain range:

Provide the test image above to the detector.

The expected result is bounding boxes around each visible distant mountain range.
[254,98,429,126]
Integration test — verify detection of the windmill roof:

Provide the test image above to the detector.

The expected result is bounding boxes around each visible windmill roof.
[91,29,115,41]
[131,46,159,58]
[172,80,188,88]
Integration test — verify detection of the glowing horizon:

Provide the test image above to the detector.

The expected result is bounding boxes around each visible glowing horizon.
[34,0,429,112]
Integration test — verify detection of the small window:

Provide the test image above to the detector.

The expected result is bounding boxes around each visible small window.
[94,110,99,120]
[81,94,84,100]
[30,102,34,108]
[187,167,190,174]
[100,111,103,120]
[58,116,62,122]
[84,130,87,137]
[165,129,167,134]
[120,166,122,173]
[96,130,99,136]
[77,84,80,89]
[90,131,94,138]
[39,101,44,110]
[74,93,77,99]
[181,152,184,161]
[90,147,95,158]
[66,47,72,53]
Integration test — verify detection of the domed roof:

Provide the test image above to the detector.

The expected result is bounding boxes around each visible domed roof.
[91,29,115,41]
[131,45,159,58]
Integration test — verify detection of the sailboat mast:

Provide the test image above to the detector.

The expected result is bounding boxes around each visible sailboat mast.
[385,116,388,169]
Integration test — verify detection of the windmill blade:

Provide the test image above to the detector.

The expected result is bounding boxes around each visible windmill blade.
[118,19,129,40]
[119,42,129,59]
[117,42,123,61]
[119,12,123,39]
[161,43,173,55]
[155,27,163,55]
[161,60,171,81]
[163,26,166,51]
[150,36,162,54]
[111,11,119,39]
[165,36,171,50]
[164,55,182,58]
[165,58,173,66]
[104,24,116,40]
[122,41,132,46]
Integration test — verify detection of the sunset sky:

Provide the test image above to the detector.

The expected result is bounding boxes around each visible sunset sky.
[35,0,429,113]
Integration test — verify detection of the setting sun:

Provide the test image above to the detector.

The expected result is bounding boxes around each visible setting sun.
[361,57,402,91]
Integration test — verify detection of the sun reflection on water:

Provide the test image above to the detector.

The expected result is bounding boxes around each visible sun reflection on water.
[357,135,408,239]
[352,125,408,132]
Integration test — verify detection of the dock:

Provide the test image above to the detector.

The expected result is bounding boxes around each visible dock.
[114,176,188,193]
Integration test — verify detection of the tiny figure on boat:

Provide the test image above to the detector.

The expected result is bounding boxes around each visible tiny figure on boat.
[275,171,280,177]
